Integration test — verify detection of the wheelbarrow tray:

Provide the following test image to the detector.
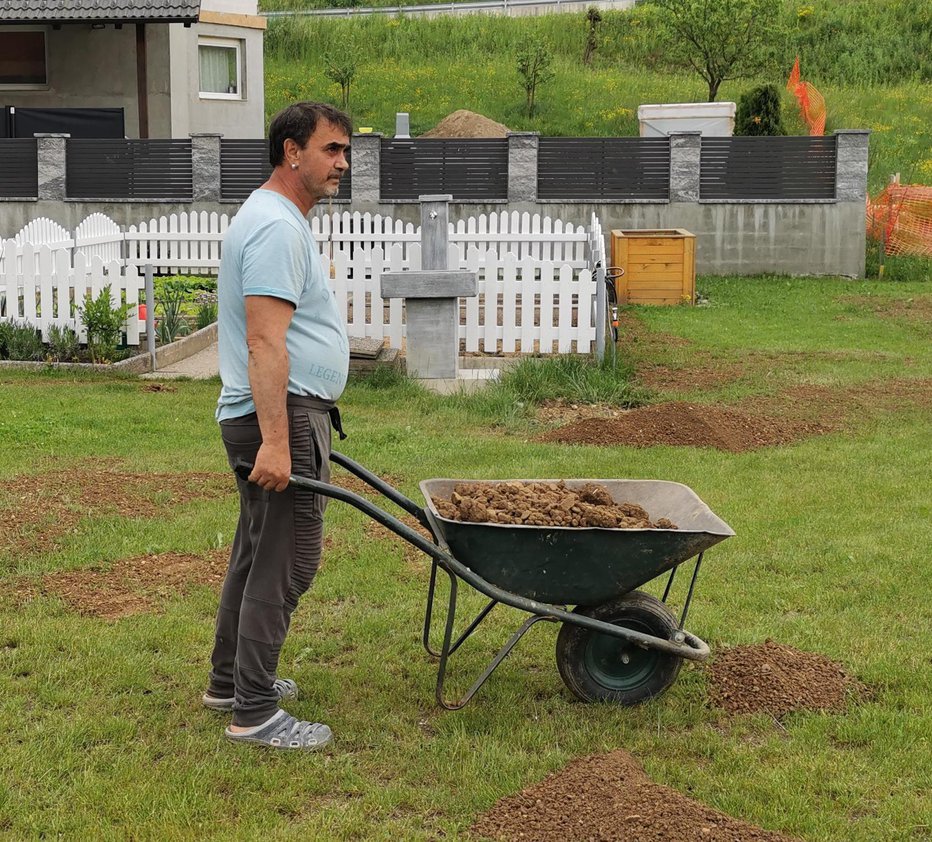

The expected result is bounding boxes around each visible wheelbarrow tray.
[420,478,735,605]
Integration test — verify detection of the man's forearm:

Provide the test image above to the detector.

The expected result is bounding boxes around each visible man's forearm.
[248,339,290,450]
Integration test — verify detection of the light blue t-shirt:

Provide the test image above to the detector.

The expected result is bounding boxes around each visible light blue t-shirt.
[216,189,349,421]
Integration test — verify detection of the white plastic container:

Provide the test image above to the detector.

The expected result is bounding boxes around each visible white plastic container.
[637,102,737,137]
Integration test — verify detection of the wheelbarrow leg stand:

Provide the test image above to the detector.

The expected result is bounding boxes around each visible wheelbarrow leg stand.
[424,560,556,710]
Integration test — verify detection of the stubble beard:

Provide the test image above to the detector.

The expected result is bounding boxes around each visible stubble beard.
[311,174,343,201]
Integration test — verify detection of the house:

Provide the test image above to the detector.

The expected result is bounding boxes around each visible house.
[0,0,266,139]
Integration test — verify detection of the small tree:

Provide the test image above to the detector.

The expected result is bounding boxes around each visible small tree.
[323,53,357,111]
[735,84,786,135]
[78,285,133,363]
[583,7,602,67]
[650,0,784,101]
[517,40,555,117]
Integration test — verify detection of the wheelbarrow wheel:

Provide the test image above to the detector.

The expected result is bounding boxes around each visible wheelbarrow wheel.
[555,591,682,705]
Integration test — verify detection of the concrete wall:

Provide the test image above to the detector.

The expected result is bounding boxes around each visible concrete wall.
[169,17,265,139]
[0,130,870,277]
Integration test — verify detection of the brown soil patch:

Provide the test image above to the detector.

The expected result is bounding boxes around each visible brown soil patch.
[420,109,510,139]
[707,641,868,718]
[141,382,178,393]
[636,361,745,392]
[14,549,229,620]
[434,481,675,529]
[753,378,932,422]
[0,460,233,558]
[472,749,800,842]
[842,293,932,329]
[536,400,627,425]
[539,402,832,452]
[539,378,932,452]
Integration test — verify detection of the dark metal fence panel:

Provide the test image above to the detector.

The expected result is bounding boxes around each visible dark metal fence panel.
[0,139,38,197]
[219,139,351,201]
[220,139,270,201]
[66,139,193,199]
[700,136,837,200]
[380,138,508,200]
[538,137,671,200]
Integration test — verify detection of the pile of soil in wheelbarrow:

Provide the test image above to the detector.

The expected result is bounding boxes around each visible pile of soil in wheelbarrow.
[433,481,677,529]
[471,749,800,841]
[707,640,868,718]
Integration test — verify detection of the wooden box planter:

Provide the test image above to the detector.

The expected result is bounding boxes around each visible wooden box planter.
[610,229,696,305]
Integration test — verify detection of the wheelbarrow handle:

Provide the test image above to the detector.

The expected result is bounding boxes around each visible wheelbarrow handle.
[232,454,429,527]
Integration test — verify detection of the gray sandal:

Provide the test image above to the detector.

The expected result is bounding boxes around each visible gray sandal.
[225,710,332,750]
[202,678,299,711]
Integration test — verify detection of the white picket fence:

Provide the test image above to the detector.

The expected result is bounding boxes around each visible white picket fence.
[1,240,595,353]
[125,211,231,273]
[0,242,143,345]
[1,209,601,275]
[312,209,592,270]
[2,208,604,354]
[333,244,597,354]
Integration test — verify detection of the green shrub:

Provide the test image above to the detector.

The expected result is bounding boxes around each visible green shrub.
[46,324,81,362]
[154,275,217,301]
[0,320,44,361]
[194,292,219,331]
[78,286,133,363]
[735,83,786,135]
[155,290,192,345]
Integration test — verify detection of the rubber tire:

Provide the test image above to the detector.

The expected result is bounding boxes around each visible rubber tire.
[556,591,683,705]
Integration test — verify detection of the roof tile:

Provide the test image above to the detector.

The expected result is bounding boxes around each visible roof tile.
[0,1,200,22]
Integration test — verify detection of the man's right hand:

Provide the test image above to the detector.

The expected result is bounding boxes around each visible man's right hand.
[249,442,292,492]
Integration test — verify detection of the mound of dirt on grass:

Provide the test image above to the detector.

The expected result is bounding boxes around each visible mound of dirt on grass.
[434,481,676,529]
[538,402,832,452]
[420,109,510,138]
[14,549,230,620]
[472,749,800,841]
[0,460,233,557]
[708,641,868,718]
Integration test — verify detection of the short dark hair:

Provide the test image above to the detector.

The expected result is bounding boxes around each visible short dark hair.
[268,102,352,167]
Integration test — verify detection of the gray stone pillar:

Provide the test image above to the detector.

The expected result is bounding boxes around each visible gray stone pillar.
[350,132,381,202]
[190,133,222,202]
[507,131,539,202]
[669,131,701,203]
[834,130,870,201]
[35,133,69,201]
[381,195,478,381]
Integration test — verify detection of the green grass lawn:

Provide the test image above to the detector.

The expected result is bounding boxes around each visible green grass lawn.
[1,276,930,839]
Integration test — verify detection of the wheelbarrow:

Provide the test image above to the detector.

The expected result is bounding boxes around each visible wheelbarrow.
[235,452,735,710]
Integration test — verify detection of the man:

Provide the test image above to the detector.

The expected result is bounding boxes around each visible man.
[202,102,351,750]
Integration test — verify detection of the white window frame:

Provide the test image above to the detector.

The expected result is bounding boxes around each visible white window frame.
[0,26,50,90]
[198,36,243,101]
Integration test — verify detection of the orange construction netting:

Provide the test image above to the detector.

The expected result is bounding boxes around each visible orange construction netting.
[867,183,932,258]
[787,57,826,136]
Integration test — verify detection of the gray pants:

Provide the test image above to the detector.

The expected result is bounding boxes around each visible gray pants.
[208,395,333,727]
